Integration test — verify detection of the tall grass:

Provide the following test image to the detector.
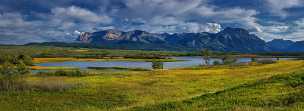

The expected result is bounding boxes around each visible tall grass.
[131,71,304,111]
[30,77,82,92]
[0,60,303,111]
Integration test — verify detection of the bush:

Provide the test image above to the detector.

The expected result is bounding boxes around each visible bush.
[0,62,29,91]
[0,54,33,66]
[251,57,257,62]
[16,54,33,66]
[38,70,85,77]
[222,56,237,65]
[152,61,164,69]
[213,61,221,65]
[0,54,31,91]
[257,59,276,64]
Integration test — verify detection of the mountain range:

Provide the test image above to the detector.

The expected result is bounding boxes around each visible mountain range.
[75,27,304,52]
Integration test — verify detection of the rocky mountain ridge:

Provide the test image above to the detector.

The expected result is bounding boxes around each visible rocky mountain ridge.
[77,27,271,52]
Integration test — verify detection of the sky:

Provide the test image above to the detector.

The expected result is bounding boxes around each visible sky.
[1,0,304,44]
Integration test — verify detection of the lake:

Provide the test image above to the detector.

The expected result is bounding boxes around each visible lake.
[36,57,296,70]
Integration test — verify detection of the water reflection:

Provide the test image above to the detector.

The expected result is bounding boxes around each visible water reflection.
[35,57,297,70]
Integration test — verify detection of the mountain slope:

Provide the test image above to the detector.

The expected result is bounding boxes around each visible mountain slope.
[77,27,270,52]
[267,39,294,51]
[266,39,304,52]
[286,41,304,52]
[210,27,269,52]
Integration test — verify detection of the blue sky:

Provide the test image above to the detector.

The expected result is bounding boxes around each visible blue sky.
[0,0,304,44]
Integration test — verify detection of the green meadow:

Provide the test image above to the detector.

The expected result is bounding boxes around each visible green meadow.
[0,60,303,111]
[0,46,303,111]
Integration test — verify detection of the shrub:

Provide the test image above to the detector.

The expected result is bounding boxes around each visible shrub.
[0,62,30,91]
[251,57,257,62]
[16,61,30,75]
[222,56,237,65]
[213,61,221,65]
[16,54,33,66]
[0,54,31,91]
[152,61,164,69]
[257,59,276,64]
[38,70,85,77]
[0,54,33,66]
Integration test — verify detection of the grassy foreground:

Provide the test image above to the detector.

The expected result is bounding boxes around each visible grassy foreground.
[0,60,303,111]
[132,65,304,111]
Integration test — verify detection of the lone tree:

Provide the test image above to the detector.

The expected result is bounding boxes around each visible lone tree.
[152,61,164,70]
[222,53,237,65]
[201,49,212,65]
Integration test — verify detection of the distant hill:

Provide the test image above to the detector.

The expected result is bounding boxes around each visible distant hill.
[76,27,270,52]
[267,39,295,51]
[286,41,304,52]
[266,39,304,52]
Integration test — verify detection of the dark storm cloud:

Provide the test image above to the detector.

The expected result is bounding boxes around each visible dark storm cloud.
[0,0,304,44]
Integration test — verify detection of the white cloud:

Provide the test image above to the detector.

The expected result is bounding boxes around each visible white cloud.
[206,23,222,33]
[256,19,304,41]
[0,8,111,44]
[124,0,205,17]
[150,16,180,26]
[263,25,289,33]
[287,18,304,40]
[74,30,81,35]
[3,0,304,44]
[194,6,261,32]
[0,1,264,44]
[266,0,304,16]
[51,6,112,24]
[0,13,29,28]
[117,0,261,34]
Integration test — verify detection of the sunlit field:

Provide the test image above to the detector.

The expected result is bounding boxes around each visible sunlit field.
[0,60,303,111]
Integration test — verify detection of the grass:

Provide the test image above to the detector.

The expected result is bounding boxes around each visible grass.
[0,60,303,111]
[132,68,304,111]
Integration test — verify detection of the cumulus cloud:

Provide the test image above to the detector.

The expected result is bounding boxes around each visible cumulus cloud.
[51,6,112,23]
[266,0,304,16]
[0,13,29,28]
[114,0,260,34]
[74,30,81,35]
[116,14,222,34]
[195,7,261,32]
[286,18,304,40]
[206,23,222,33]
[256,19,304,41]
[1,0,304,44]
[123,0,205,18]
[0,6,114,44]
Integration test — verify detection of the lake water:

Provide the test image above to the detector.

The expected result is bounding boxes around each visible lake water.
[36,57,295,70]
